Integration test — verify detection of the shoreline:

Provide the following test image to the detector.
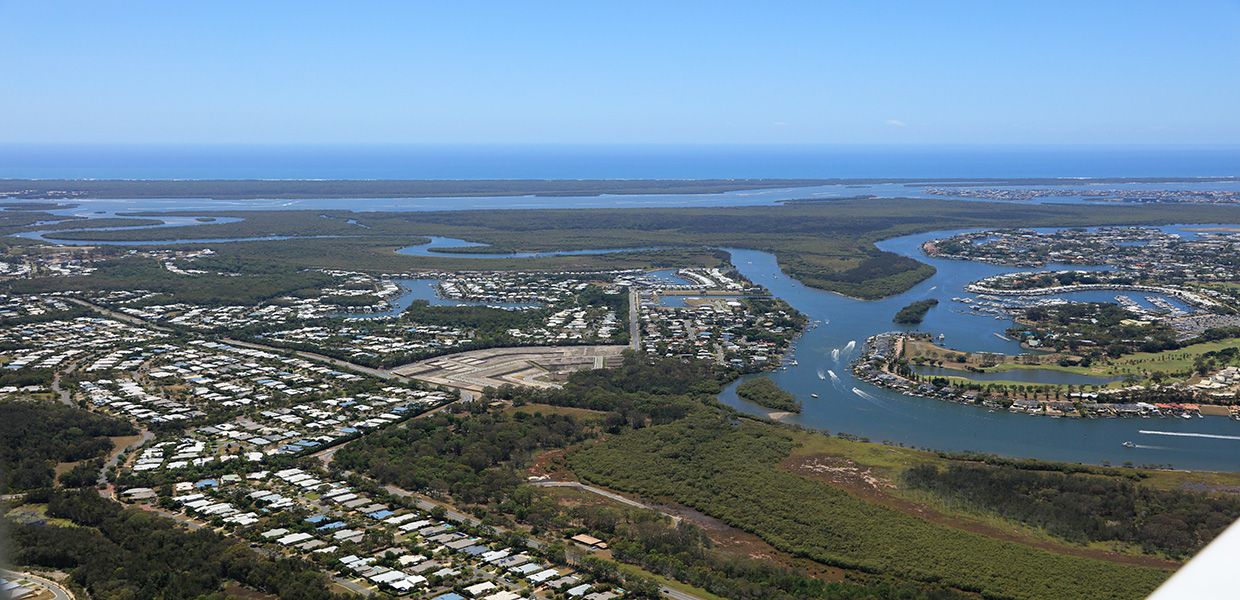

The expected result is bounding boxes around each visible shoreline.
[853,333,1239,421]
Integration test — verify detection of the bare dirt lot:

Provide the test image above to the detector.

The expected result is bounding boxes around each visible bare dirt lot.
[392,345,625,393]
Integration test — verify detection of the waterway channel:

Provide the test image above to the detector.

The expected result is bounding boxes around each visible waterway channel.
[10,202,1240,469]
[393,232,1240,470]
[717,229,1240,471]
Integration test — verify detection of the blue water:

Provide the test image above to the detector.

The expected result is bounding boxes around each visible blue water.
[397,236,673,258]
[15,184,1240,249]
[338,278,539,319]
[716,233,1240,471]
[4,144,1240,179]
[359,232,1240,470]
[645,269,695,286]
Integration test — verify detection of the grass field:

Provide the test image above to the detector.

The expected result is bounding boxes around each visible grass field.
[904,336,1240,385]
[1090,338,1240,376]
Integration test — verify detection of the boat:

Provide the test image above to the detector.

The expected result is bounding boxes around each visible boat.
[816,369,826,380]
[1181,413,1194,420]
[811,393,819,398]
[831,348,840,361]
[1122,441,1136,448]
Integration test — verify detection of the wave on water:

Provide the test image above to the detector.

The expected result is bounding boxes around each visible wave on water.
[852,387,877,400]
[827,369,842,386]
[1139,430,1240,441]
[844,340,856,353]
[817,369,826,380]
[831,348,840,361]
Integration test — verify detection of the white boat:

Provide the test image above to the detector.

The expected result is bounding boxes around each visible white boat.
[816,369,826,380]
[1122,441,1136,448]
[831,348,840,361]
[811,393,819,398]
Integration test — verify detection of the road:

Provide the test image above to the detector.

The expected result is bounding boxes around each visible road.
[98,429,155,492]
[221,337,410,382]
[67,294,705,600]
[629,288,641,350]
[66,297,411,381]
[332,576,375,597]
[532,480,680,523]
[381,484,480,528]
[382,480,703,599]
[660,588,704,600]
[134,504,207,530]
[51,369,74,406]
[1,569,75,600]
[309,397,461,466]
[65,297,174,333]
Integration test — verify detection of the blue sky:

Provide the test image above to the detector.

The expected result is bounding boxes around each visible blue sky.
[2,1,1238,145]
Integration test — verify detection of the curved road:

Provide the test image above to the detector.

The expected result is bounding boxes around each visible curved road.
[98,429,155,493]
[1,569,74,600]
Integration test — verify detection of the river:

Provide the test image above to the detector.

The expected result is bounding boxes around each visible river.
[9,197,1240,470]
[717,229,1240,471]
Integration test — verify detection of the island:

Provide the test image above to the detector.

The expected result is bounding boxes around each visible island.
[735,376,802,413]
[893,298,939,324]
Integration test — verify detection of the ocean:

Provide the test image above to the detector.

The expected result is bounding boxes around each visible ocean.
[2,144,1239,180]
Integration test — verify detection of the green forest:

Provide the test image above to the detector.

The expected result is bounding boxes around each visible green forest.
[0,401,135,493]
[904,462,1240,558]
[568,413,1169,600]
[6,489,342,599]
[894,299,939,324]
[332,410,596,505]
[735,376,801,412]
[19,196,1240,301]
[335,355,1186,600]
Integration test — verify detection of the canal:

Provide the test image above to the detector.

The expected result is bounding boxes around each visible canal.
[717,228,1240,471]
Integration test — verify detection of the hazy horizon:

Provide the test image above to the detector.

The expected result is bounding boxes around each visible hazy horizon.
[2,1,1237,146]
[2,143,1239,180]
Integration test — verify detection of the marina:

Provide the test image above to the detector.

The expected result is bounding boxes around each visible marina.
[717,227,1240,471]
